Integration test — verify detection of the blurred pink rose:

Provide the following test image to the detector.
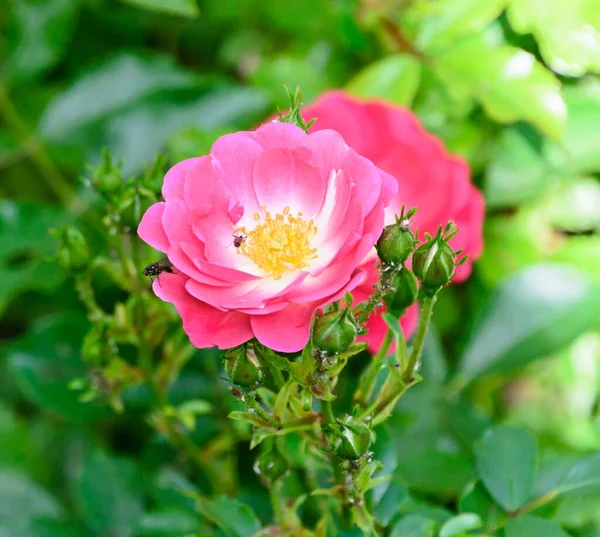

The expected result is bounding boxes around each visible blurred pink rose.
[138,122,397,352]
[302,91,485,350]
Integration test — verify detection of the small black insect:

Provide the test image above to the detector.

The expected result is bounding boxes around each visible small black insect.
[143,257,174,287]
[232,231,247,248]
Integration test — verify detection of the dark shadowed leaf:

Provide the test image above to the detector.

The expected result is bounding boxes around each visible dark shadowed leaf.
[195,497,261,537]
[374,481,409,526]
[475,425,537,512]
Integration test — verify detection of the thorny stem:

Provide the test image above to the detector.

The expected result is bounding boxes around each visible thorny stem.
[354,330,393,407]
[403,295,436,383]
[245,392,281,428]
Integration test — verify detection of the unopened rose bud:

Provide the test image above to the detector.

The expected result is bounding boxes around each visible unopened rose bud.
[253,444,289,484]
[385,267,419,312]
[223,345,262,386]
[313,309,357,355]
[376,207,417,264]
[325,415,374,460]
[412,222,464,294]
[53,226,90,272]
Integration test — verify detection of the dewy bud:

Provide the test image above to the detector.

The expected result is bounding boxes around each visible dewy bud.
[376,207,417,264]
[313,309,357,355]
[385,267,419,312]
[223,345,262,386]
[326,415,374,460]
[412,222,460,293]
[253,443,289,484]
[54,226,90,272]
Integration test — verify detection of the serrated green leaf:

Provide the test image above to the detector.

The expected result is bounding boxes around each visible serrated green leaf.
[475,425,537,512]
[506,0,600,77]
[121,0,199,17]
[346,54,421,106]
[457,264,600,384]
[438,513,482,537]
[434,34,566,138]
[504,515,571,537]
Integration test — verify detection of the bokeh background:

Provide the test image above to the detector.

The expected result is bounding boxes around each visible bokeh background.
[1,1,600,536]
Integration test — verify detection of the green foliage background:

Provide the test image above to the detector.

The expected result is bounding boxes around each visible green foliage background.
[1,0,600,536]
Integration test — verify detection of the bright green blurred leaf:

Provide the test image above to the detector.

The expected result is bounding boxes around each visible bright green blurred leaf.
[121,0,199,17]
[505,515,571,537]
[7,314,108,421]
[409,0,507,52]
[458,264,600,383]
[135,509,203,535]
[434,34,566,138]
[0,201,67,314]
[396,451,475,497]
[4,0,80,82]
[75,451,143,537]
[475,425,537,512]
[195,497,261,537]
[346,54,421,106]
[389,514,437,537]
[506,0,600,77]
[438,513,482,537]
[556,452,600,495]
[39,52,200,140]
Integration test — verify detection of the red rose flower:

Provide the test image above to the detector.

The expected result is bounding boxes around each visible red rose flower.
[302,91,485,350]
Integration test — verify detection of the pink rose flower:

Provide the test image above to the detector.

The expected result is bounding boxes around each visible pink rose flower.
[138,122,397,352]
[302,91,485,350]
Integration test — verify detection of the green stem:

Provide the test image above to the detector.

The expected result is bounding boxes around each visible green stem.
[321,400,336,426]
[403,295,436,383]
[354,330,393,407]
[0,84,73,203]
[246,394,280,428]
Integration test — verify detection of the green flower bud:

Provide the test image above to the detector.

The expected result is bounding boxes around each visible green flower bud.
[54,226,90,272]
[253,444,289,484]
[376,207,417,264]
[412,222,463,293]
[223,345,262,386]
[385,267,419,312]
[313,309,357,355]
[325,415,374,460]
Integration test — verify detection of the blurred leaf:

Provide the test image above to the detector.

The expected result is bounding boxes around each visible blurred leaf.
[458,481,503,529]
[556,452,600,495]
[0,470,62,536]
[135,509,203,535]
[438,513,482,537]
[39,52,200,141]
[396,451,475,497]
[346,54,421,106]
[195,497,261,537]
[75,451,143,537]
[420,326,448,385]
[374,481,408,526]
[410,0,507,51]
[389,514,437,537]
[0,200,67,315]
[505,515,571,537]
[444,398,491,449]
[457,264,600,383]
[506,0,600,77]
[475,425,537,512]
[103,87,269,173]
[434,34,566,138]
[7,313,108,421]
[4,0,80,82]
[121,0,200,17]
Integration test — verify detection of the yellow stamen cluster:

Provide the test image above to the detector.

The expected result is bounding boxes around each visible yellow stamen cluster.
[237,206,318,279]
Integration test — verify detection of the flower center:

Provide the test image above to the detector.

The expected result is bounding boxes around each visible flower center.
[237,206,318,279]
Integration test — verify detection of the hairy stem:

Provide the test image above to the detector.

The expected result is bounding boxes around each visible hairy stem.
[403,295,436,383]
[354,330,393,406]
